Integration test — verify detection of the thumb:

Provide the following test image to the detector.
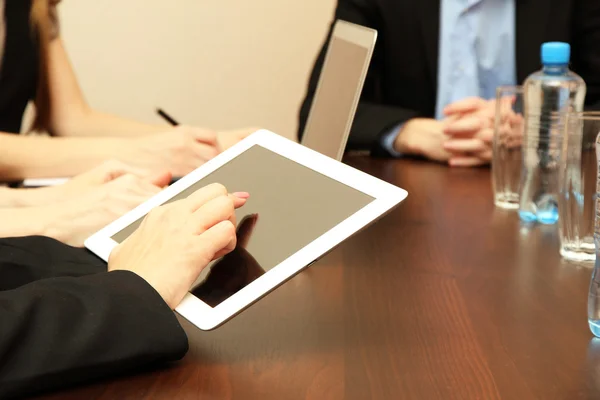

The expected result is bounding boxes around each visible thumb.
[147,171,172,188]
[188,127,218,145]
[104,168,128,183]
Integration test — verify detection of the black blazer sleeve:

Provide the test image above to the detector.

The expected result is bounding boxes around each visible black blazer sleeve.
[0,236,108,291]
[298,0,420,156]
[0,247,188,399]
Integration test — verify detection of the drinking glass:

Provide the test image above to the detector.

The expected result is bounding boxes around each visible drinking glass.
[558,112,600,262]
[492,86,525,209]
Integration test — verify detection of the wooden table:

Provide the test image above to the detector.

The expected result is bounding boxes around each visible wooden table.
[39,158,598,400]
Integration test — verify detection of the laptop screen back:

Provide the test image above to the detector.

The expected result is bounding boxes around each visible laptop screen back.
[301,21,377,160]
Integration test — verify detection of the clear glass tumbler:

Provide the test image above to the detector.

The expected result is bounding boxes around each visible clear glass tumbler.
[492,86,525,209]
[558,112,600,262]
[587,132,600,336]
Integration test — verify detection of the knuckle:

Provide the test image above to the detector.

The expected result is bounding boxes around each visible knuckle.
[173,125,187,134]
[147,206,165,221]
[99,186,112,201]
[123,173,137,182]
[106,188,118,201]
[223,220,236,235]
[113,174,130,186]
[215,220,237,241]
[222,195,235,211]
[207,183,227,196]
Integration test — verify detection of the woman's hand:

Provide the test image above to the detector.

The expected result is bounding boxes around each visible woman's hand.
[108,183,249,309]
[44,172,172,247]
[191,214,264,307]
[119,126,220,177]
[216,127,260,152]
[10,160,149,208]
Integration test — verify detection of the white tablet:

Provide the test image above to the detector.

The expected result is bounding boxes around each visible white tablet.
[85,129,407,330]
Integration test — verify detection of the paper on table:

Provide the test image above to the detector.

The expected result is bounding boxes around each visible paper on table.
[22,177,69,187]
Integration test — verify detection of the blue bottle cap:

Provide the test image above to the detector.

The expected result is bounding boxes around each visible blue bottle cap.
[541,42,571,65]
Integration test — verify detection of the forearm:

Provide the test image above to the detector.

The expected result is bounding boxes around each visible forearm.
[347,101,420,153]
[54,109,167,138]
[46,39,166,139]
[0,187,36,207]
[0,271,188,399]
[0,207,50,239]
[0,133,122,179]
[0,186,67,208]
[0,236,106,291]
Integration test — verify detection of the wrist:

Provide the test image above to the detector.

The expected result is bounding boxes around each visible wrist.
[111,137,143,166]
[0,187,23,207]
[18,186,68,207]
[22,206,56,238]
[38,204,69,242]
[94,137,130,160]
[394,119,422,155]
[0,187,56,208]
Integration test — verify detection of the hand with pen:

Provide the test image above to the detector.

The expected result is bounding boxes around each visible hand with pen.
[129,109,258,177]
[124,125,220,178]
[215,127,261,153]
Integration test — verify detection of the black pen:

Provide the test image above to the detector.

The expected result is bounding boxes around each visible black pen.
[156,108,179,126]
[156,108,182,184]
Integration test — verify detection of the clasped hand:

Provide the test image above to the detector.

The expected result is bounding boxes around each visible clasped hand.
[441,97,495,167]
[394,97,496,167]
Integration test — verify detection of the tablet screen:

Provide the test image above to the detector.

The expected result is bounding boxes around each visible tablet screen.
[111,145,374,307]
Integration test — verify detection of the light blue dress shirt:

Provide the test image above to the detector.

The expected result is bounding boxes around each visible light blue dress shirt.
[382,0,517,155]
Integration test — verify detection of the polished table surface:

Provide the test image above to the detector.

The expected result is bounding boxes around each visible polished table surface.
[38,157,599,400]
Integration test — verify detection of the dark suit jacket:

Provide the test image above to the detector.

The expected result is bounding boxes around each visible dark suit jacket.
[0,236,188,399]
[298,0,600,156]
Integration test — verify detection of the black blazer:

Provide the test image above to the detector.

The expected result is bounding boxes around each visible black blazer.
[298,0,600,156]
[0,236,188,399]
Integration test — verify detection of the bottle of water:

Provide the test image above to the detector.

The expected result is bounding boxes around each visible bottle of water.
[588,137,600,337]
[519,42,586,224]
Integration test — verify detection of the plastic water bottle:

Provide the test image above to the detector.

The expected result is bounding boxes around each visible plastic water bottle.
[519,42,586,224]
[588,137,600,337]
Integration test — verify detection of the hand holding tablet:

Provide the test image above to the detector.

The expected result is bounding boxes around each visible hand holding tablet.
[108,183,249,309]
[192,214,264,307]
[86,130,408,330]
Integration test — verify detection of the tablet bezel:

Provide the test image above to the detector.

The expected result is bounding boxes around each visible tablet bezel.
[85,129,407,330]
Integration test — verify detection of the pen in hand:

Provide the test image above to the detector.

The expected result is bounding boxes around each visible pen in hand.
[156,108,179,126]
[156,108,183,183]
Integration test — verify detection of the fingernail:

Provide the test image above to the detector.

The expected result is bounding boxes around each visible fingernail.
[233,192,250,199]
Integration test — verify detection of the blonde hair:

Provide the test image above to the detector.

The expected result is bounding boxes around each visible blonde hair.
[29,0,52,132]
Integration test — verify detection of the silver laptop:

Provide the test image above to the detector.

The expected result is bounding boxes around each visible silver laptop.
[301,20,378,161]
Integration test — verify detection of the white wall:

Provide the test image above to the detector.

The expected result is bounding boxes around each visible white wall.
[58,0,336,139]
